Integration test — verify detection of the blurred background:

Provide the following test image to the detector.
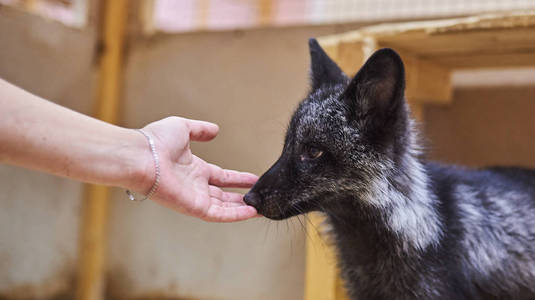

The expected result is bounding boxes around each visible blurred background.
[1,0,535,299]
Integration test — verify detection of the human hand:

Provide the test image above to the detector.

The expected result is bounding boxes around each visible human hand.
[135,117,259,222]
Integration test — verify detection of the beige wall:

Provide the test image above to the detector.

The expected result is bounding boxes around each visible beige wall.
[425,86,535,168]
[0,7,96,114]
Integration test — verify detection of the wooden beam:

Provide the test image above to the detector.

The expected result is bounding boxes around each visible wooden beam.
[317,37,341,62]
[389,48,452,105]
[409,103,425,123]
[434,52,535,69]
[317,11,535,70]
[335,274,350,300]
[21,0,37,12]
[195,0,210,30]
[304,213,349,300]
[308,35,434,300]
[76,186,110,300]
[318,38,453,105]
[336,40,367,75]
[139,0,155,34]
[258,0,273,26]
[304,39,371,300]
[76,1,128,299]
[375,29,535,58]
[305,38,369,300]
[304,213,336,300]
[318,35,368,76]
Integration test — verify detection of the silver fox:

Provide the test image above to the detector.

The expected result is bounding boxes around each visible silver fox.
[244,39,535,299]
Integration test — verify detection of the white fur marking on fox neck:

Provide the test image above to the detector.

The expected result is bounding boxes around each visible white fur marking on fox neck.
[365,124,442,251]
[369,157,441,251]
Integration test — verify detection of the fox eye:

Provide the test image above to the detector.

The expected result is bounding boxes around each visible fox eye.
[301,146,323,161]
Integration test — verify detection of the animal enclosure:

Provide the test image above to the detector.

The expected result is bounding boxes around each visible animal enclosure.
[2,0,535,299]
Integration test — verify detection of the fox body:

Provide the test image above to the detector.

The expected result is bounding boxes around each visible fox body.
[244,39,535,299]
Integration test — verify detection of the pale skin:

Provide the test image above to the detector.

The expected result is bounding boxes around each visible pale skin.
[0,79,259,222]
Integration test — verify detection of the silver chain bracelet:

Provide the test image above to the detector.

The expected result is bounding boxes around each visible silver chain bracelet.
[126,129,160,202]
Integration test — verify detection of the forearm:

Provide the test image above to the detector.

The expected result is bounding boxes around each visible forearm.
[0,79,151,191]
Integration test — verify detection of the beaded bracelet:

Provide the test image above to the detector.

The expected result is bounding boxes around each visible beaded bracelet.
[126,129,160,201]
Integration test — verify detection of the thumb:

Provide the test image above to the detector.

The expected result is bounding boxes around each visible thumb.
[187,119,219,142]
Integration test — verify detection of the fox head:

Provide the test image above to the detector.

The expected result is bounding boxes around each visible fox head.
[244,39,412,220]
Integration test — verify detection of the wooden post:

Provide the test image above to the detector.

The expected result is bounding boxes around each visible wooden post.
[304,213,339,300]
[304,39,369,300]
[139,0,155,34]
[304,213,350,300]
[76,1,128,299]
[21,0,37,11]
[195,0,210,30]
[258,0,272,26]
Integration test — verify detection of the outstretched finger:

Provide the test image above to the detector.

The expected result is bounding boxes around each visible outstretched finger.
[209,186,247,203]
[208,163,259,188]
[204,203,258,222]
[210,197,246,207]
[187,119,219,142]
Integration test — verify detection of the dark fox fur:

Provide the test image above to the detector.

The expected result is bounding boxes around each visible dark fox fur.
[244,39,535,299]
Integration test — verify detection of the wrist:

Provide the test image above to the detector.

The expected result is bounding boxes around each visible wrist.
[120,128,155,194]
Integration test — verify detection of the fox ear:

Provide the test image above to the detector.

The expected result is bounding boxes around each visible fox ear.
[343,48,406,124]
[309,38,346,90]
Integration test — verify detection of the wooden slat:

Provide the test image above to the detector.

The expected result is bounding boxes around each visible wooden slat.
[139,0,155,34]
[21,0,37,11]
[303,39,370,300]
[336,40,367,76]
[304,213,348,300]
[434,52,535,69]
[409,103,425,123]
[358,10,535,40]
[318,36,369,76]
[378,29,535,59]
[317,38,453,104]
[317,11,535,70]
[258,0,273,26]
[335,273,351,300]
[76,0,128,299]
[317,38,341,63]
[391,48,452,104]
[76,186,110,300]
[305,39,366,300]
[195,0,210,30]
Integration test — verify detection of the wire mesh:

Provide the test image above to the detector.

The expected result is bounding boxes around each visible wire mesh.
[0,0,86,27]
[153,0,535,32]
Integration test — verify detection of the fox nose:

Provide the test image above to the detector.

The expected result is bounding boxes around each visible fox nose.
[244,192,261,209]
